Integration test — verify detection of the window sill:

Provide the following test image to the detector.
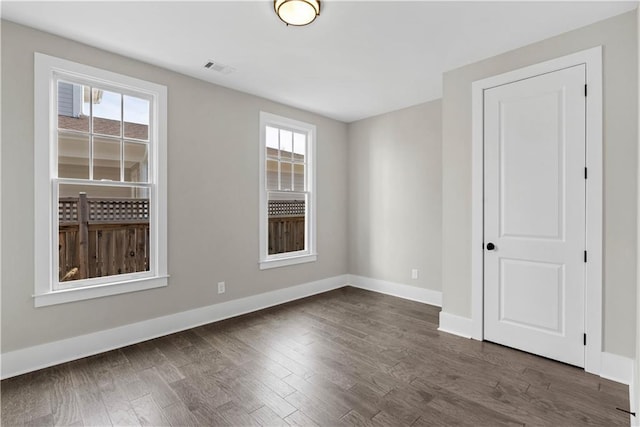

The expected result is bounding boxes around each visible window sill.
[34,275,169,307]
[259,253,317,270]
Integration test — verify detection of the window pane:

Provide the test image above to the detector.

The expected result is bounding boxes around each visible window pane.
[124,142,148,183]
[293,132,306,162]
[58,183,150,283]
[279,129,293,160]
[92,88,122,137]
[281,161,293,191]
[58,132,90,179]
[58,81,90,132]
[266,159,278,190]
[294,163,305,191]
[93,136,121,181]
[266,148,279,160]
[267,193,306,255]
[123,95,150,140]
[266,126,279,150]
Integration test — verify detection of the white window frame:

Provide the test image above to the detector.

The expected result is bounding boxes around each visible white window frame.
[34,53,168,307]
[259,112,317,269]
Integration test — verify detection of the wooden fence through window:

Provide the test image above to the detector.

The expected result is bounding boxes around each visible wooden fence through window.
[59,193,150,282]
[59,196,306,280]
[268,200,305,255]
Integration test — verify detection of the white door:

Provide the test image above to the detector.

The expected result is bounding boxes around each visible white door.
[483,65,586,367]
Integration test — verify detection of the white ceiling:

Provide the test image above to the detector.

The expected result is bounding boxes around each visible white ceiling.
[2,1,638,122]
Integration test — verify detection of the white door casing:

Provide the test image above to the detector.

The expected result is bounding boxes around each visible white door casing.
[470,47,603,375]
[483,65,586,367]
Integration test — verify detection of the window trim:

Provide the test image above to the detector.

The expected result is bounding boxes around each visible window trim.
[259,112,317,269]
[34,53,168,307]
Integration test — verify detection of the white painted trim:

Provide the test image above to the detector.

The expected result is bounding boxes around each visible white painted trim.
[260,253,317,270]
[7,271,631,393]
[347,274,442,307]
[33,53,169,306]
[600,352,633,385]
[34,275,169,307]
[470,47,603,375]
[440,317,631,388]
[438,311,474,339]
[1,274,349,379]
[258,112,317,269]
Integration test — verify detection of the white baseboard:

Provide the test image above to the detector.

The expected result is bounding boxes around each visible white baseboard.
[600,353,635,424]
[347,274,442,307]
[630,363,638,426]
[3,270,634,401]
[1,274,349,380]
[437,314,634,387]
[437,311,474,339]
[600,352,634,386]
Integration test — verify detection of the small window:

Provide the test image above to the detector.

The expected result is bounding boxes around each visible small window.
[259,112,316,269]
[34,53,168,307]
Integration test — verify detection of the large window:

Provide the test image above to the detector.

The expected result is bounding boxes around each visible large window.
[259,112,316,269]
[34,53,168,307]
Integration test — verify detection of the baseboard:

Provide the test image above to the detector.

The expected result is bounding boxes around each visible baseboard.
[599,352,635,422]
[347,274,442,307]
[3,272,633,396]
[630,363,638,426]
[1,274,349,379]
[437,311,474,339]
[599,352,633,385]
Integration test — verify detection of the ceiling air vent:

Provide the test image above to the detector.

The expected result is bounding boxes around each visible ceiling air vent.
[204,60,235,75]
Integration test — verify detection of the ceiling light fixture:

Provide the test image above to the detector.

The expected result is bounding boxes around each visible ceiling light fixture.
[274,0,320,26]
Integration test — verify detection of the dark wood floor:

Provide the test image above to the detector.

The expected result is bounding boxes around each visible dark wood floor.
[1,287,630,426]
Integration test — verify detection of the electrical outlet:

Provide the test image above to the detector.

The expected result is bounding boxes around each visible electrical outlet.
[217,281,226,294]
[411,269,419,280]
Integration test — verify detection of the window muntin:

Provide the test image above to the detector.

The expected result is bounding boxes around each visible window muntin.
[35,53,168,306]
[56,80,151,183]
[260,113,316,269]
[54,77,153,286]
[265,126,309,254]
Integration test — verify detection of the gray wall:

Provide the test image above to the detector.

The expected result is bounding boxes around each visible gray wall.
[442,11,638,358]
[635,6,640,414]
[3,10,637,362]
[1,21,349,352]
[348,101,442,291]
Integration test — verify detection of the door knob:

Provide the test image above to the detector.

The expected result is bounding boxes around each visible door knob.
[486,242,496,251]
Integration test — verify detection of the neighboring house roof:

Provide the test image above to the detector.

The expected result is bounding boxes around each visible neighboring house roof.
[58,115,149,140]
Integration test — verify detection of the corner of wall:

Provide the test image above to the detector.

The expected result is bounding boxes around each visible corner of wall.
[347,274,442,307]
[635,5,640,425]
[437,311,474,339]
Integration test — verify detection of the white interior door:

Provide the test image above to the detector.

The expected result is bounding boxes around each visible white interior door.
[483,64,586,367]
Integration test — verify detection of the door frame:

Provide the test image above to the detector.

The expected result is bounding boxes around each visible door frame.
[470,46,603,375]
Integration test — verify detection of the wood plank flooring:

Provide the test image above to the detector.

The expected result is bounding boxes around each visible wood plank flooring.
[1,287,630,426]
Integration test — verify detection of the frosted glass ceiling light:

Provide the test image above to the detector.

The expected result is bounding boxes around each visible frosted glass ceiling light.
[274,0,320,26]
